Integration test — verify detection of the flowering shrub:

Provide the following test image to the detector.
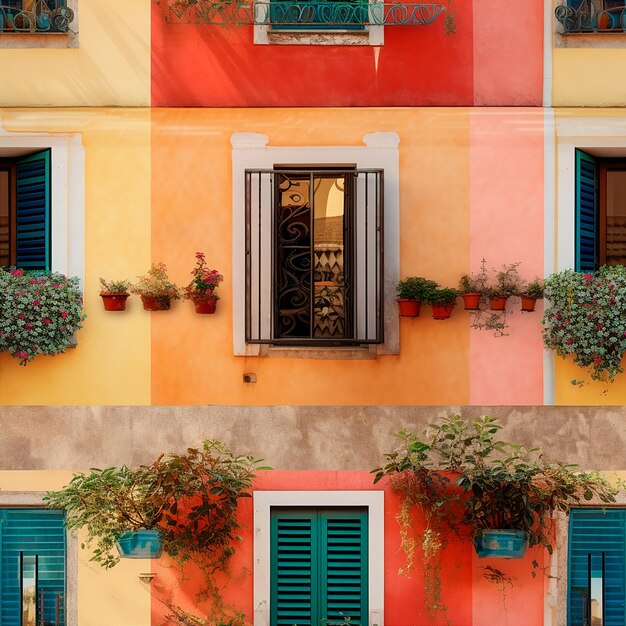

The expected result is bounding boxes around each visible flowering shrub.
[543,266,626,381]
[0,269,85,366]
[184,252,223,303]
[131,263,181,304]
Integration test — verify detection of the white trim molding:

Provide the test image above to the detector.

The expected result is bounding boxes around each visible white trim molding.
[0,492,78,626]
[0,129,85,285]
[231,130,400,357]
[253,490,385,626]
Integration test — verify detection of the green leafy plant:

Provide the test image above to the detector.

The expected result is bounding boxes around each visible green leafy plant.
[99,277,131,294]
[0,268,85,365]
[131,262,181,305]
[543,266,626,382]
[184,252,224,303]
[373,414,620,622]
[458,273,484,295]
[485,262,522,299]
[396,276,439,301]
[425,287,458,305]
[520,278,544,300]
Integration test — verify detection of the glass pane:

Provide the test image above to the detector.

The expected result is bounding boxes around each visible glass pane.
[0,170,9,267]
[590,554,604,626]
[605,170,626,266]
[313,176,346,338]
[22,554,37,626]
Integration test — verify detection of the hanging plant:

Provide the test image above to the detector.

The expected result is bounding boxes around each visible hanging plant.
[373,415,620,623]
[0,268,85,365]
[543,266,626,382]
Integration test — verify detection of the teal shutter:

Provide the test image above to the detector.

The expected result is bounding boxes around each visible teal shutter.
[0,509,66,626]
[15,150,51,271]
[575,149,598,272]
[568,509,626,626]
[271,508,368,626]
[270,1,366,31]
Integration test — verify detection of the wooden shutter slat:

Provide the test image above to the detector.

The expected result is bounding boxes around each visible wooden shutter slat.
[576,149,598,272]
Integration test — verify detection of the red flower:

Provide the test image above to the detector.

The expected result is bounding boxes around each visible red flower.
[18,313,25,319]
[61,312,68,319]
[33,300,40,306]
[25,324,31,331]
[43,318,51,325]
[583,274,593,281]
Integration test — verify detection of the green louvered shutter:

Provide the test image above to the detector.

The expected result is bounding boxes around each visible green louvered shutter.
[575,149,598,272]
[568,509,626,626]
[0,509,66,626]
[320,510,368,626]
[15,150,51,271]
[271,508,368,626]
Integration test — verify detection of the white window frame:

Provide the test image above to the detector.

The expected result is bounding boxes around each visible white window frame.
[0,130,85,284]
[231,130,399,356]
[0,491,78,626]
[253,490,384,626]
[253,0,383,45]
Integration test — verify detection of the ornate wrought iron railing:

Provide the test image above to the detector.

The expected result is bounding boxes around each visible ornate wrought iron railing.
[0,1,74,33]
[157,0,444,26]
[556,0,626,33]
[245,169,384,346]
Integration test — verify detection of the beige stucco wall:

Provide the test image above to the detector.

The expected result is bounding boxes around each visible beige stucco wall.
[0,405,624,471]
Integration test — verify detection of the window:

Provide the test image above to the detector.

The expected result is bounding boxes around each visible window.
[271,507,368,625]
[253,490,384,626]
[557,1,625,33]
[0,508,67,626]
[0,1,74,33]
[575,149,626,271]
[244,167,383,346]
[269,0,366,31]
[0,150,51,271]
[568,508,626,626]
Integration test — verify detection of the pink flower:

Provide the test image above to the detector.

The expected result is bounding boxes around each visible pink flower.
[610,284,615,291]
[29,279,37,285]
[594,357,602,366]
[10,269,23,277]
[583,274,593,282]
[32,300,39,306]
[196,252,205,259]
[61,312,67,319]
[18,313,25,319]
[53,283,60,289]
[25,324,31,331]
[60,326,66,332]
[42,318,51,325]
[611,298,616,304]
[567,339,573,345]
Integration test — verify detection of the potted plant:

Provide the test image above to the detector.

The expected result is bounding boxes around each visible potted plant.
[43,440,263,569]
[131,262,181,311]
[396,276,439,317]
[486,263,521,311]
[184,252,224,314]
[458,273,483,310]
[0,268,86,365]
[519,278,544,312]
[425,287,458,320]
[373,415,619,621]
[99,277,131,312]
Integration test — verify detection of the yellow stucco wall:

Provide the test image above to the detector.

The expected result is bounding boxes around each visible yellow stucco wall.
[0,1,150,107]
[0,109,151,405]
[0,471,151,626]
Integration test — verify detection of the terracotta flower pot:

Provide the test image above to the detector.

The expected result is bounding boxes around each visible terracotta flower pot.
[397,299,421,317]
[461,292,481,310]
[432,303,455,320]
[100,292,129,312]
[489,296,507,311]
[520,296,537,312]
[140,295,171,311]
[193,299,217,314]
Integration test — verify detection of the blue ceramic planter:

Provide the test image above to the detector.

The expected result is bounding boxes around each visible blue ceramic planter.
[474,530,528,559]
[115,529,162,559]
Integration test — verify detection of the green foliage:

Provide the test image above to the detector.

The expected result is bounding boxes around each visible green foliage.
[184,252,223,303]
[542,266,626,381]
[424,287,458,305]
[485,262,522,298]
[396,276,438,301]
[99,277,131,294]
[521,278,544,300]
[44,440,265,569]
[458,273,483,294]
[131,262,181,302]
[0,268,86,365]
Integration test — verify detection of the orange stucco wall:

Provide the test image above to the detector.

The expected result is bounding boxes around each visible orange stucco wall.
[150,471,546,626]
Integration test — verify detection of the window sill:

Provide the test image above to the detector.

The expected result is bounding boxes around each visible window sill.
[0,31,77,48]
[255,344,380,359]
[556,31,626,48]
[255,23,382,44]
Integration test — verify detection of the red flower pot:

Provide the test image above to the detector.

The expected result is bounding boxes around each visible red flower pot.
[432,303,455,320]
[100,292,130,312]
[193,299,217,314]
[140,295,171,311]
[461,292,481,310]
[397,299,421,317]
[520,296,537,312]
[489,296,507,311]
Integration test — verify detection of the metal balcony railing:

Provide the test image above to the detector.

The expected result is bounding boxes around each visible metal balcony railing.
[0,0,74,33]
[158,0,444,26]
[556,0,626,33]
